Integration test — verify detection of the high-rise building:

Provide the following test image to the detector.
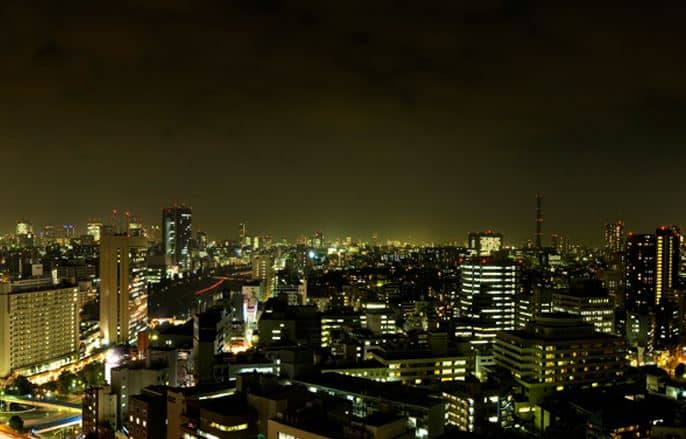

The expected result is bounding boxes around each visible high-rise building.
[550,233,568,256]
[15,219,34,248]
[625,233,656,310]
[100,234,149,345]
[87,221,104,243]
[196,231,208,251]
[0,281,79,377]
[83,385,117,438]
[16,219,32,236]
[655,226,680,306]
[625,227,680,309]
[603,220,625,257]
[127,386,167,439]
[459,259,517,331]
[311,231,324,248]
[494,314,627,403]
[467,231,503,256]
[162,205,192,272]
[252,254,274,299]
[552,282,614,334]
[515,287,553,329]
[239,222,247,244]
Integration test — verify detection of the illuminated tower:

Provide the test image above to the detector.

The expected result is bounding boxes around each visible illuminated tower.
[162,205,192,272]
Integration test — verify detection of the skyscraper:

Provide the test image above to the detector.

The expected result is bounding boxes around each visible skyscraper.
[603,220,625,256]
[16,219,32,236]
[162,205,192,272]
[459,258,517,331]
[625,233,656,310]
[252,254,274,299]
[87,221,104,243]
[655,226,680,305]
[625,228,680,309]
[625,227,681,351]
[100,234,149,345]
[239,222,247,244]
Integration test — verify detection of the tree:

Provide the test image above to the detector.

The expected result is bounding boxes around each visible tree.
[7,376,34,396]
[80,362,105,387]
[676,363,686,379]
[8,415,23,431]
[56,371,82,394]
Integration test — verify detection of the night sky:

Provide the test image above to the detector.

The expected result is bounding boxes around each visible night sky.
[2,1,686,244]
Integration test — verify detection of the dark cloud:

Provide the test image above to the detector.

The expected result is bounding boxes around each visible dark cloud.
[1,1,686,244]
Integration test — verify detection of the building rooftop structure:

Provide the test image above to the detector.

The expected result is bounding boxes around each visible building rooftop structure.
[294,373,442,409]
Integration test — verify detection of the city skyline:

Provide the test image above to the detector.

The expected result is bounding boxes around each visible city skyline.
[2,204,683,247]
[4,3,686,438]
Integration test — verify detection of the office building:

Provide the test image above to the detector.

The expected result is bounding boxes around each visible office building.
[494,314,627,403]
[515,287,553,329]
[192,309,222,384]
[655,226,680,306]
[87,221,104,243]
[294,373,446,438]
[110,362,168,428]
[625,227,681,350]
[459,259,517,331]
[625,233,656,310]
[268,412,414,439]
[252,254,274,299]
[362,302,398,335]
[127,386,167,439]
[83,385,117,438]
[441,375,515,434]
[100,234,149,345]
[321,311,361,348]
[0,281,79,377]
[166,384,240,439]
[162,205,192,272]
[603,221,625,257]
[258,299,321,347]
[467,231,503,256]
[370,347,472,385]
[552,281,614,334]
[16,219,32,236]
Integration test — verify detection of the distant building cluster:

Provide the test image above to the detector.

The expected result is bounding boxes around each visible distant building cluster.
[2,198,686,437]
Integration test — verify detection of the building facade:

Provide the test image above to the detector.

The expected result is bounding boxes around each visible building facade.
[100,234,149,346]
[494,314,627,403]
[162,205,192,272]
[0,282,79,377]
[459,260,517,332]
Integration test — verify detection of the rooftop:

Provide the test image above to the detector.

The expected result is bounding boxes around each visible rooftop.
[294,373,443,408]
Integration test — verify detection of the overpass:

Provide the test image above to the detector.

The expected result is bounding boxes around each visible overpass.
[31,414,81,436]
[0,396,80,413]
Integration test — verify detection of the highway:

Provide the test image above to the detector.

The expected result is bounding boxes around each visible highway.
[0,396,80,414]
